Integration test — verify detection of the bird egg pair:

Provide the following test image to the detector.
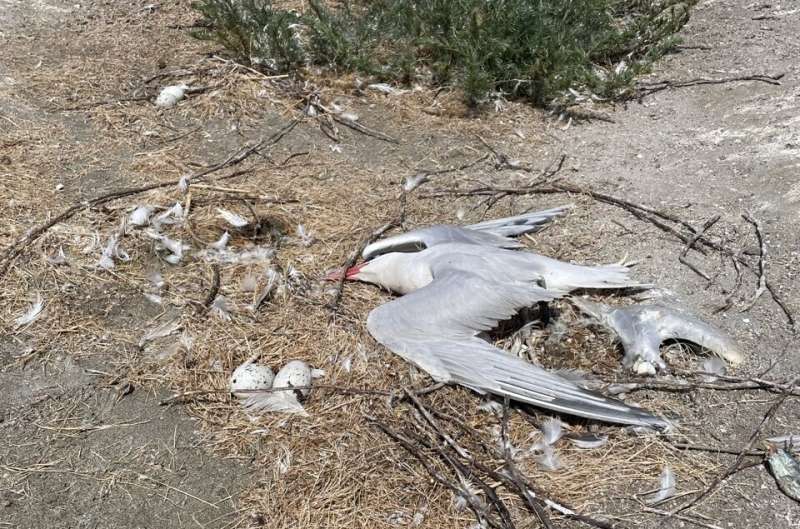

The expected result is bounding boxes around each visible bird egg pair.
[230,360,314,399]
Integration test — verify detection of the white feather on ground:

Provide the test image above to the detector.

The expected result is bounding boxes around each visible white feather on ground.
[534,444,562,471]
[46,246,68,266]
[97,234,129,270]
[296,224,314,247]
[198,246,274,264]
[647,466,676,504]
[210,296,231,321]
[155,84,188,108]
[153,202,184,228]
[178,175,190,193]
[14,294,44,329]
[541,418,564,445]
[139,316,182,347]
[210,231,231,251]
[128,206,153,226]
[217,208,250,228]
[567,434,609,449]
[403,174,429,192]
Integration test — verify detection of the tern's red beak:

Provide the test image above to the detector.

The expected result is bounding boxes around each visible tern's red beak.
[324,263,365,281]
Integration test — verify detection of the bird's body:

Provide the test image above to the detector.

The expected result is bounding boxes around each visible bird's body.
[335,208,667,428]
[352,242,648,295]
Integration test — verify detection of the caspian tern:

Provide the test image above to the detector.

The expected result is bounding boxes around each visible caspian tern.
[572,299,743,375]
[331,211,667,428]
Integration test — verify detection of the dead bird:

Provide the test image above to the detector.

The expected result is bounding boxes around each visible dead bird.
[767,447,800,503]
[572,299,743,375]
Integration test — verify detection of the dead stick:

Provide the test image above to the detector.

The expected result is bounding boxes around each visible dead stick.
[665,393,789,518]
[739,213,767,312]
[370,419,501,529]
[501,398,554,529]
[197,264,221,313]
[678,215,720,280]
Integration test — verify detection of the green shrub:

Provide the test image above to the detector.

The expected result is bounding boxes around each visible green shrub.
[191,0,692,107]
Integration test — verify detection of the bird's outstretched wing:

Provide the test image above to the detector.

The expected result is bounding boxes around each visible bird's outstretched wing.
[362,206,571,260]
[367,272,667,428]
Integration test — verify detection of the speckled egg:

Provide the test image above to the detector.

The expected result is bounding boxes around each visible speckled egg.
[230,362,274,398]
[273,360,313,398]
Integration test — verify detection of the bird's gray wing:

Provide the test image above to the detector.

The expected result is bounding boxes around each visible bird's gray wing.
[652,307,743,365]
[361,206,571,261]
[367,272,667,428]
[424,243,651,294]
[466,205,572,236]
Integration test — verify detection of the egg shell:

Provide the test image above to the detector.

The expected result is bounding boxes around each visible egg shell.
[273,360,313,398]
[230,363,274,398]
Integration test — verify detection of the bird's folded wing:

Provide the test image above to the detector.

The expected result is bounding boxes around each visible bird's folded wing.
[367,272,667,428]
[361,206,571,261]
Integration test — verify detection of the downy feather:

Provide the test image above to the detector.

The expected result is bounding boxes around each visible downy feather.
[14,294,44,328]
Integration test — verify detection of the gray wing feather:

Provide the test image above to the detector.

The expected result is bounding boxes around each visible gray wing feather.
[466,205,573,236]
[361,206,571,260]
[367,272,667,427]
[424,243,650,293]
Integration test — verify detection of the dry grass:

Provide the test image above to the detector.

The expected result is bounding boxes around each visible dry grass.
[0,3,728,528]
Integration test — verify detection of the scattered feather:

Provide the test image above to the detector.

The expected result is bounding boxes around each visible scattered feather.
[244,390,308,416]
[153,202,184,228]
[647,466,676,504]
[534,444,562,471]
[199,246,274,264]
[329,144,342,153]
[217,208,250,228]
[478,399,504,414]
[240,275,258,293]
[97,234,127,270]
[129,206,153,227]
[368,83,400,95]
[210,295,231,321]
[296,224,314,247]
[14,294,44,329]
[276,448,292,475]
[340,356,352,373]
[139,316,182,347]
[178,175,190,193]
[148,232,186,264]
[210,231,231,251]
[340,111,359,121]
[46,246,68,266]
[455,208,466,221]
[143,293,162,304]
[541,418,564,445]
[155,83,188,108]
[567,434,609,449]
[149,271,165,289]
[403,174,429,192]
[252,267,280,311]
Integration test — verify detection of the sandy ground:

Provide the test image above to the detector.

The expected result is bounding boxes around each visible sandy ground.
[1,0,799,528]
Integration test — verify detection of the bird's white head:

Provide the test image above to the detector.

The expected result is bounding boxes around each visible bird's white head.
[324,252,429,294]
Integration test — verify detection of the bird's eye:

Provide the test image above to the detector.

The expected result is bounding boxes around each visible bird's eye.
[232,379,237,383]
